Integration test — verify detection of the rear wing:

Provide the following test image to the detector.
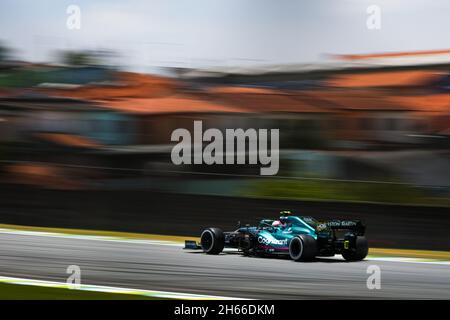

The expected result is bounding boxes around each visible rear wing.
[325,220,366,235]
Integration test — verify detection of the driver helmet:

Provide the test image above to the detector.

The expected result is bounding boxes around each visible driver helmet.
[272,220,282,227]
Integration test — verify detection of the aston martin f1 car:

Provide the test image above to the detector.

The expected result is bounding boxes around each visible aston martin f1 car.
[185,211,368,261]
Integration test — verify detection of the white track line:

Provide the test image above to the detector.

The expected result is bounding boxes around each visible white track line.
[367,256,450,265]
[0,228,449,265]
[0,228,183,247]
[0,276,247,300]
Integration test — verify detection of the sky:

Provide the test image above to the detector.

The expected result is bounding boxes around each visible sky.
[0,0,449,72]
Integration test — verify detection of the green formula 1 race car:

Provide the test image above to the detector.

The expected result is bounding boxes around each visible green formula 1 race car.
[185,211,368,261]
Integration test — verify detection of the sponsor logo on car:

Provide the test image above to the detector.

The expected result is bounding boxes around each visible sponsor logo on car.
[257,236,288,246]
[326,220,358,227]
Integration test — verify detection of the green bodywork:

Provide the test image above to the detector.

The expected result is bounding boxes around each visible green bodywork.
[241,216,324,251]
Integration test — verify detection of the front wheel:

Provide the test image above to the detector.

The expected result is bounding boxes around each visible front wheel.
[342,236,368,261]
[200,227,225,254]
[289,235,317,261]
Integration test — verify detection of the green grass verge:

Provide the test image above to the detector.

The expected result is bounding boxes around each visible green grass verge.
[0,282,158,300]
[0,223,198,242]
[243,179,450,206]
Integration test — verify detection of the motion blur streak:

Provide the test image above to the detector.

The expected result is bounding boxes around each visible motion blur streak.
[1,227,449,263]
[1,1,450,300]
[0,276,246,300]
[1,232,449,299]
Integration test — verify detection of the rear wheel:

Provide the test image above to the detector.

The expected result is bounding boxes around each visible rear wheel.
[200,228,225,254]
[289,235,317,261]
[342,236,368,261]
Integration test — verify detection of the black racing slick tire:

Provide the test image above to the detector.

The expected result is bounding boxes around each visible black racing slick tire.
[342,236,369,261]
[200,228,225,255]
[289,235,317,261]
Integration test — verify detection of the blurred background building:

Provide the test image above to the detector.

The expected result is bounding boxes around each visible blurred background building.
[0,45,449,206]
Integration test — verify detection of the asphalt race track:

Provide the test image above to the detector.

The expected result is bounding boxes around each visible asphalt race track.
[1,232,449,299]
